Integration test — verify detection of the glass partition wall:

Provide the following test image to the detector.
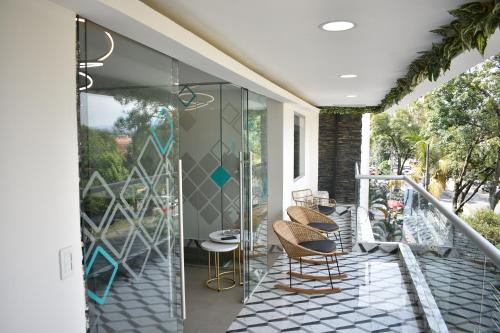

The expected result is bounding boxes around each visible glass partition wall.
[78,19,268,332]
[242,91,269,300]
[78,20,183,332]
[178,84,269,301]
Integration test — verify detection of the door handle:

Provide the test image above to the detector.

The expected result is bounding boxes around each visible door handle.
[178,159,186,320]
[248,152,253,253]
[239,151,244,251]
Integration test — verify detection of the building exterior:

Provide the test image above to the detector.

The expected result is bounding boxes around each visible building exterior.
[1,1,498,332]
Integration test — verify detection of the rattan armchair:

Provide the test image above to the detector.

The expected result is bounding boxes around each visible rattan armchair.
[287,206,345,253]
[272,220,345,294]
[291,189,336,216]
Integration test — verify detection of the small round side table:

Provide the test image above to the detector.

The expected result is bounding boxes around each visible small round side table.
[200,240,238,291]
[209,230,242,285]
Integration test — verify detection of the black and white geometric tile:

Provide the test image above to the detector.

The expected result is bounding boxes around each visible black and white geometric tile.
[88,254,183,333]
[227,250,425,332]
[416,255,499,333]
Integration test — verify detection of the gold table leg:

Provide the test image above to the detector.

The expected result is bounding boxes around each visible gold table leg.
[205,250,237,291]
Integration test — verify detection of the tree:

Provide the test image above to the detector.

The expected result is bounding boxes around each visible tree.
[371,107,425,174]
[79,125,129,184]
[427,55,500,213]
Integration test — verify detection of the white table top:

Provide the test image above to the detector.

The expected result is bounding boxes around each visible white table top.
[209,230,241,244]
[201,240,238,253]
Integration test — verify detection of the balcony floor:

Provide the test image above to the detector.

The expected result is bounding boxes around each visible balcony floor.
[417,255,499,333]
[227,250,425,333]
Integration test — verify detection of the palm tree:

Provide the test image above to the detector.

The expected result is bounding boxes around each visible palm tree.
[408,138,451,197]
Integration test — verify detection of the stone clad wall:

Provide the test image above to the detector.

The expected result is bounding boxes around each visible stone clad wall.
[318,113,362,203]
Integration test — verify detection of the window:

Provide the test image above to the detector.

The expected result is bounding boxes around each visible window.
[293,114,305,180]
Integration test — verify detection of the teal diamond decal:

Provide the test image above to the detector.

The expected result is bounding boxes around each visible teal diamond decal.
[178,85,196,108]
[211,166,231,188]
[150,106,173,155]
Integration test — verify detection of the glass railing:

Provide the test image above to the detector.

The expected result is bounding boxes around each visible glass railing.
[354,164,500,333]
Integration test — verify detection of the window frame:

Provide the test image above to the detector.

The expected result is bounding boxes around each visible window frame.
[293,113,305,181]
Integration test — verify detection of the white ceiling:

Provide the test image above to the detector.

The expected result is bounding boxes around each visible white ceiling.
[142,0,473,106]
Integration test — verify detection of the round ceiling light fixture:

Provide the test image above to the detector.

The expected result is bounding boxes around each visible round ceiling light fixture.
[346,94,357,98]
[339,74,358,79]
[320,20,355,32]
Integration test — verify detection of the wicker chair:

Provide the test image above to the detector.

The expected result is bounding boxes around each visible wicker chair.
[287,205,345,254]
[272,220,345,294]
[291,189,336,216]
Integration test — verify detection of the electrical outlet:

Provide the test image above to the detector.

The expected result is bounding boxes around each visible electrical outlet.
[59,246,73,280]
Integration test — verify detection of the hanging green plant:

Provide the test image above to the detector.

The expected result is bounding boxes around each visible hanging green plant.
[320,106,381,115]
[320,0,499,115]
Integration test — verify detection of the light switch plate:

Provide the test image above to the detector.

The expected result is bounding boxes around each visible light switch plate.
[59,246,73,280]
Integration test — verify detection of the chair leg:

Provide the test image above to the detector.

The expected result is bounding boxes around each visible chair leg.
[289,257,292,288]
[338,231,344,253]
[325,256,334,289]
[334,254,341,276]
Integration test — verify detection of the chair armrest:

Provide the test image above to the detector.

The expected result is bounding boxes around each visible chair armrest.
[294,198,317,209]
[314,197,336,207]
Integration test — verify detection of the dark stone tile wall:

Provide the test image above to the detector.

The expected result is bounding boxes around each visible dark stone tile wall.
[318,113,362,203]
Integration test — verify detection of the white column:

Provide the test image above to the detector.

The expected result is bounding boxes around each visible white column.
[0,1,86,332]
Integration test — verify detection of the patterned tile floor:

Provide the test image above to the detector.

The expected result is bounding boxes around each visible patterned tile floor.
[87,254,182,333]
[227,250,425,332]
[416,255,499,333]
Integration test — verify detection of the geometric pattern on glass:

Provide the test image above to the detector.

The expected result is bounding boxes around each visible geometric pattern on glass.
[180,110,196,131]
[101,203,135,259]
[119,166,150,219]
[81,171,116,232]
[200,203,219,225]
[153,162,173,208]
[137,196,164,242]
[150,106,174,155]
[153,217,174,263]
[122,229,151,281]
[211,165,231,188]
[83,226,96,262]
[178,85,196,108]
[137,136,162,186]
[222,102,239,124]
[85,245,119,305]
[200,177,219,201]
[199,152,219,175]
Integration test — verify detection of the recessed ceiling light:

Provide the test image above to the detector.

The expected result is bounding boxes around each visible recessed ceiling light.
[320,21,355,32]
[339,74,358,79]
[346,94,357,98]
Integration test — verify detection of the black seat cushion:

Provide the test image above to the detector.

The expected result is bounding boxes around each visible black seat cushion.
[299,240,336,253]
[308,222,339,232]
[318,205,335,216]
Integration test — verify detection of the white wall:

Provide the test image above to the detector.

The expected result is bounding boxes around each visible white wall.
[282,103,319,215]
[267,101,319,245]
[0,1,86,332]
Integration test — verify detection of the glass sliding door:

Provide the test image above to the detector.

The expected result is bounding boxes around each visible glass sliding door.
[77,19,183,332]
[178,83,243,242]
[178,83,268,301]
[242,90,269,300]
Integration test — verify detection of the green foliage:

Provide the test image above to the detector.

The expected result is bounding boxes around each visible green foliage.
[371,108,426,174]
[79,125,128,184]
[82,196,112,219]
[320,0,499,115]
[320,106,381,115]
[426,55,500,212]
[378,160,391,174]
[463,208,500,247]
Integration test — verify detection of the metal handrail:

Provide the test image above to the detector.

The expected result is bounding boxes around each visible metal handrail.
[354,163,500,268]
